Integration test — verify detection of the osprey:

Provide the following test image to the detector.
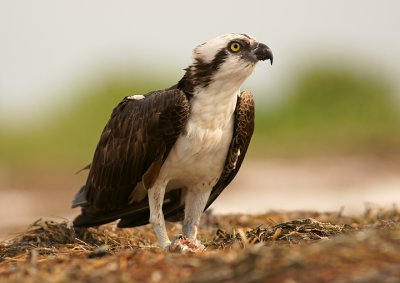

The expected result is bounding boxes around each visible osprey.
[72,33,273,251]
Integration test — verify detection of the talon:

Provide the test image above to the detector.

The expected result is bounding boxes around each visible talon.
[169,235,205,253]
[172,234,185,241]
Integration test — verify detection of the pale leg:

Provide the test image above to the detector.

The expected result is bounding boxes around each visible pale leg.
[148,182,170,249]
[182,188,212,239]
[169,188,211,252]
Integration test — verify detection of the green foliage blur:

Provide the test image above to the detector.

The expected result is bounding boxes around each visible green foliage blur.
[253,65,400,157]
[0,63,399,168]
[0,77,169,168]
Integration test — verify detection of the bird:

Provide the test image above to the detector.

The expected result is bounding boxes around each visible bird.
[72,33,273,252]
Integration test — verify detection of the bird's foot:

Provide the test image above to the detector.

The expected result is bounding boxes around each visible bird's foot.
[168,234,205,253]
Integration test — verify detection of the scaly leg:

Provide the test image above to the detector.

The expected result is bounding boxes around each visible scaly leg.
[182,188,212,239]
[170,187,211,252]
[148,182,170,249]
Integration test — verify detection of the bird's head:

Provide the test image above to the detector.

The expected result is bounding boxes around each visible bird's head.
[178,34,273,96]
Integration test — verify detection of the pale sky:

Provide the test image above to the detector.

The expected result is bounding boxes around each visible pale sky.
[1,0,400,123]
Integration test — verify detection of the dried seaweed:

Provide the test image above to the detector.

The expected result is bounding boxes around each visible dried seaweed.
[0,218,154,262]
[0,208,399,283]
[209,218,353,249]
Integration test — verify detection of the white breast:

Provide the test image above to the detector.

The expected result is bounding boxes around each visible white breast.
[158,88,239,189]
[128,88,239,203]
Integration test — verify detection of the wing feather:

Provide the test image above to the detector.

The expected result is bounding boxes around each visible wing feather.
[73,89,190,226]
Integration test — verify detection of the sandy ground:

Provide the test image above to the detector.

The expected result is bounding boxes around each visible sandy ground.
[1,156,399,240]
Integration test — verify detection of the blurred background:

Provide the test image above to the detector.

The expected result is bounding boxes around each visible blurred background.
[1,0,400,239]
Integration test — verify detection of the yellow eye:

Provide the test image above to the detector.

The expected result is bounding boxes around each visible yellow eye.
[229,42,241,52]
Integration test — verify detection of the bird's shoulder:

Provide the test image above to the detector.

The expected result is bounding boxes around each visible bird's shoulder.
[110,88,189,120]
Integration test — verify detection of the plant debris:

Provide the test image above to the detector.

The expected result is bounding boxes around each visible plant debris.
[1,207,399,282]
[209,218,352,249]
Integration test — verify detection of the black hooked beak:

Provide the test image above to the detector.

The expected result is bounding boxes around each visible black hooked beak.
[254,43,273,65]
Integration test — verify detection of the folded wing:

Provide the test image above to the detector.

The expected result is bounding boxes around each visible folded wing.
[73,89,190,227]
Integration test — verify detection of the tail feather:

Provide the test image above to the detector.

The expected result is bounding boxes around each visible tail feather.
[73,200,150,227]
[73,189,185,228]
[71,186,89,208]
